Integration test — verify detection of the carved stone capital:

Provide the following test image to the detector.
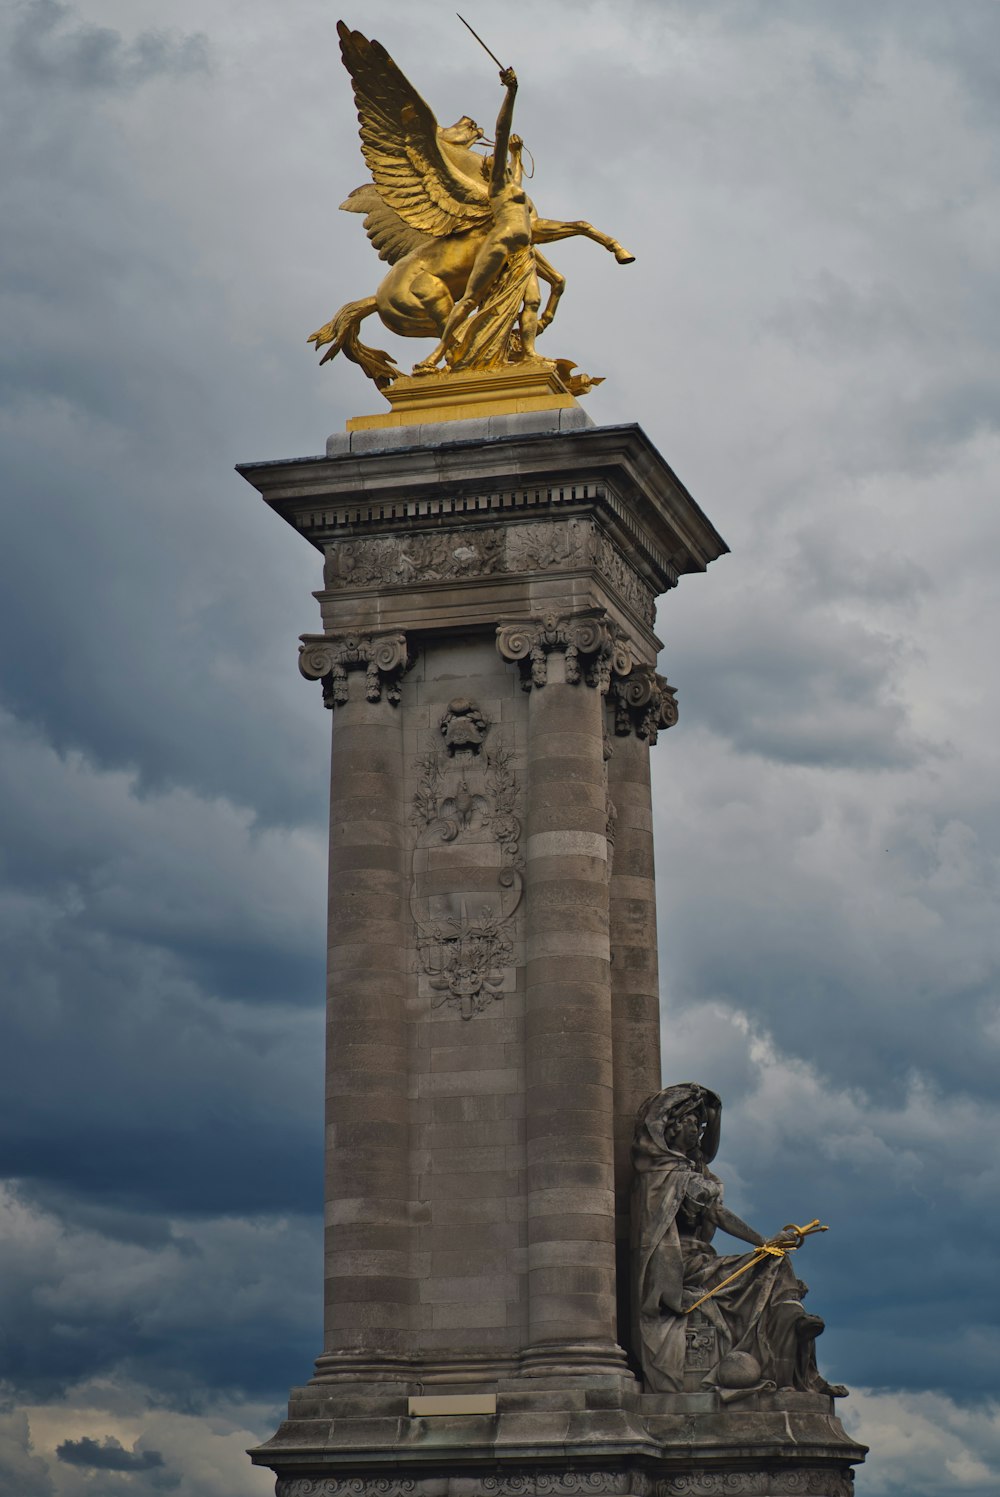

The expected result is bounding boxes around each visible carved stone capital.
[497,611,633,694]
[299,631,410,709]
[611,666,678,743]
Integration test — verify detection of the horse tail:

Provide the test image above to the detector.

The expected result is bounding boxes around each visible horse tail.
[307,296,399,388]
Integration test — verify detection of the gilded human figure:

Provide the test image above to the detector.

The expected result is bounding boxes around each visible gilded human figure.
[412,69,541,373]
[307,22,634,390]
[632,1084,848,1398]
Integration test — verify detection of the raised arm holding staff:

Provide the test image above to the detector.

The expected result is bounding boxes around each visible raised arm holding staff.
[307,20,634,391]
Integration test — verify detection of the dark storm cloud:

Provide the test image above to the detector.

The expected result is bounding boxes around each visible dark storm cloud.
[57,1434,164,1470]
[0,891,324,1216]
[0,1182,320,1402]
[1,0,334,827]
[654,732,1000,1106]
[0,705,326,1225]
[12,0,209,91]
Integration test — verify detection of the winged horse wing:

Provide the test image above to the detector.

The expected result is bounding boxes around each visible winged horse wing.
[337,22,491,240]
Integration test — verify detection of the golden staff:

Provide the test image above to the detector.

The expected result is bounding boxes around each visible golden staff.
[457,13,509,71]
[683,1219,828,1316]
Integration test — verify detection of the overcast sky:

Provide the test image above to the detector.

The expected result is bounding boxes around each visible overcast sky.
[2,1,999,1493]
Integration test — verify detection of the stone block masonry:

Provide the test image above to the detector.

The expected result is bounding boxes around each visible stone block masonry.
[238,413,865,1495]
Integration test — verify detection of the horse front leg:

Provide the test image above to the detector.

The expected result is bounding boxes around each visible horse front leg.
[533,250,566,333]
[531,217,635,264]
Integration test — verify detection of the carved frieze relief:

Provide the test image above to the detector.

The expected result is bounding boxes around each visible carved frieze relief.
[277,1478,637,1497]
[410,700,523,1020]
[656,1476,854,1497]
[324,530,505,588]
[497,610,634,694]
[299,631,410,709]
[323,519,656,625]
[276,1473,854,1497]
[593,530,656,624]
[505,518,590,572]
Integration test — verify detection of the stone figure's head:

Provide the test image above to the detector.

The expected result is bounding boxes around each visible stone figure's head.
[634,1083,722,1166]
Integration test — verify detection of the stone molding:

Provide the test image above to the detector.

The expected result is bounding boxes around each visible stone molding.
[299,632,410,709]
[276,1470,854,1497]
[497,611,633,694]
[276,1482,636,1497]
[322,519,657,627]
[611,667,678,744]
[287,474,681,599]
[657,1476,853,1496]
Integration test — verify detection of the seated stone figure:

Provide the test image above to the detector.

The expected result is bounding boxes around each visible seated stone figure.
[631,1083,847,1398]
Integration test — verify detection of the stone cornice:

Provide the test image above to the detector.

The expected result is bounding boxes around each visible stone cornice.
[237,423,728,598]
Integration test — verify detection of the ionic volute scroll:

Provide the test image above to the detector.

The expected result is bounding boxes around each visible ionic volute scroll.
[496,610,633,693]
[612,665,678,743]
[299,631,411,709]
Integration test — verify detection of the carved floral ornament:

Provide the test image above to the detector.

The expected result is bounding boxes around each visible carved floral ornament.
[410,700,523,1020]
[298,631,410,709]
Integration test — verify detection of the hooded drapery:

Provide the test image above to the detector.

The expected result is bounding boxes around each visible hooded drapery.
[631,1084,832,1395]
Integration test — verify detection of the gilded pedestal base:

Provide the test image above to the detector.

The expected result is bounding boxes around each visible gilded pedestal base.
[346,364,578,431]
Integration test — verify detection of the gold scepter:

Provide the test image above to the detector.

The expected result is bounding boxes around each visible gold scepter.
[456,16,531,169]
[457,13,509,71]
[683,1219,829,1316]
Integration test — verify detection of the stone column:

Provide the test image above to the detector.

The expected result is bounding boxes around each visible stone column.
[499,614,630,1374]
[608,668,678,1363]
[300,634,413,1372]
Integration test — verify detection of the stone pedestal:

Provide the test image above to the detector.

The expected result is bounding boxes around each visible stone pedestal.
[238,408,865,1496]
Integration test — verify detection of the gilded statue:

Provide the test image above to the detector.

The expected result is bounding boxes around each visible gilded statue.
[308,21,634,392]
[632,1084,849,1400]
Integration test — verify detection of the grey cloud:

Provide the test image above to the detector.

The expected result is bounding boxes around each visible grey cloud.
[655,763,1000,1105]
[662,589,928,770]
[0,1404,54,1497]
[0,1185,320,1402]
[0,713,325,1218]
[57,1434,164,1470]
[766,273,922,361]
[11,0,209,91]
[789,527,932,609]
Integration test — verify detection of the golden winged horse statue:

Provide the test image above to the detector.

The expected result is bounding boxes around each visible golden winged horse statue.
[308,22,634,392]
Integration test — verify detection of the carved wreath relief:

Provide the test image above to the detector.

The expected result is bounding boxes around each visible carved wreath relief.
[410,699,523,1020]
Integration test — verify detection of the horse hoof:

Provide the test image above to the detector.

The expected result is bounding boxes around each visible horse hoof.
[614,247,636,264]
